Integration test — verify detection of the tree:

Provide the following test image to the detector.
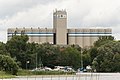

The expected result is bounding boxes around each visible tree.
[60,47,81,70]
[94,36,114,47]
[0,42,10,55]
[36,43,60,68]
[25,42,38,69]
[89,47,98,64]
[6,35,29,69]
[0,54,19,75]
[82,50,91,68]
[92,41,120,72]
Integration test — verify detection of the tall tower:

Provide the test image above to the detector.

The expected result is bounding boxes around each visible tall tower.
[53,9,67,45]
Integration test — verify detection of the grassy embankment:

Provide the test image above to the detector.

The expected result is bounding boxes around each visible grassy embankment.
[17,70,75,76]
[0,71,15,78]
[0,70,75,78]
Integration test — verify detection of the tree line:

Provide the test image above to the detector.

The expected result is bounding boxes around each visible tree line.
[0,35,120,75]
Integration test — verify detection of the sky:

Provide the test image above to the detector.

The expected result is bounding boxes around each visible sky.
[0,0,120,43]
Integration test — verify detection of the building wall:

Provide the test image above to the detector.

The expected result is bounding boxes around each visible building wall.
[24,28,33,43]
[7,28,112,47]
[53,10,67,45]
[31,28,38,43]
[8,28,54,44]
[8,28,23,41]
[67,29,76,45]
[67,28,112,48]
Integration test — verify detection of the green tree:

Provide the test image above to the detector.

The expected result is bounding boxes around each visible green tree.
[6,35,29,69]
[89,47,98,64]
[36,43,60,68]
[60,47,81,70]
[25,42,38,69]
[94,36,114,47]
[92,41,120,72]
[0,42,9,55]
[80,48,92,69]
[0,54,19,75]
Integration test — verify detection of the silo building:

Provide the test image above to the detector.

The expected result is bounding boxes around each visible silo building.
[8,10,112,48]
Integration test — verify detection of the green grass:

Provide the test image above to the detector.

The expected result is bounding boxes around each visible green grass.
[0,71,15,79]
[0,70,75,78]
[31,71,75,75]
[17,70,33,76]
[17,70,75,76]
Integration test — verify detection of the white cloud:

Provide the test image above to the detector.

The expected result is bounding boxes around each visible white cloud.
[0,0,120,42]
[0,0,56,19]
[0,30,7,42]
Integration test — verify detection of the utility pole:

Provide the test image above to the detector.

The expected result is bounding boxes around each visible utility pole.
[36,53,37,69]
[81,49,83,71]
[26,61,30,70]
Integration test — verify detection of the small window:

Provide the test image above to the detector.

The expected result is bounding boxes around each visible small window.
[61,15,63,17]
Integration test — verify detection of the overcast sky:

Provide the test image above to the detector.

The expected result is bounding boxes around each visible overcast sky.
[0,0,120,43]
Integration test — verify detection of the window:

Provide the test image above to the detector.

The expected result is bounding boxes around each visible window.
[61,15,63,17]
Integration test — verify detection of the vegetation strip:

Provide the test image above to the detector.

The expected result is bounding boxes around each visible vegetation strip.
[1,35,120,77]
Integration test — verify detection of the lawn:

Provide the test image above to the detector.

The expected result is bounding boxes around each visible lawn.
[0,71,15,79]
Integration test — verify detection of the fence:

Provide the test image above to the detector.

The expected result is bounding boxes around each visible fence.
[0,73,101,80]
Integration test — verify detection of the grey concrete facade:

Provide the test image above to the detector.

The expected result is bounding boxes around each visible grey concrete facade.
[8,10,112,48]
[53,10,67,45]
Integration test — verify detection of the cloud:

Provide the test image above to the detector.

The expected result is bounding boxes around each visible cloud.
[6,4,54,27]
[0,30,7,42]
[0,0,56,19]
[0,0,120,42]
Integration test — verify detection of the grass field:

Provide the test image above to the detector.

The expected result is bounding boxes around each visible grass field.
[0,71,15,78]
[17,70,75,76]
[0,70,75,78]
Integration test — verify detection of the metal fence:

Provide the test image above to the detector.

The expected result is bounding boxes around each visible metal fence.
[0,73,101,80]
